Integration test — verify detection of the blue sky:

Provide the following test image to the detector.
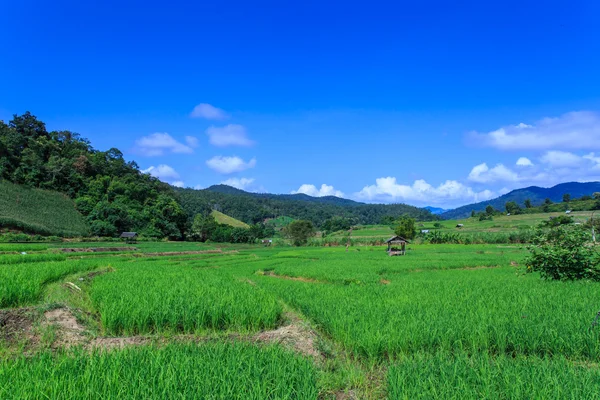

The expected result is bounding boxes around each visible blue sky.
[1,0,600,208]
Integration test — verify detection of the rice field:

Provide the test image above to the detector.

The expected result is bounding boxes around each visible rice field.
[1,242,599,398]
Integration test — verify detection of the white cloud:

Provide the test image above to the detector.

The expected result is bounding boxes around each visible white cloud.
[142,165,180,180]
[540,150,584,168]
[355,177,495,207]
[193,184,203,190]
[471,111,600,150]
[134,133,197,156]
[206,156,257,174]
[185,136,199,147]
[468,163,519,183]
[291,184,345,198]
[190,103,228,120]
[516,157,534,167]
[206,124,254,147]
[171,181,185,188]
[221,177,255,190]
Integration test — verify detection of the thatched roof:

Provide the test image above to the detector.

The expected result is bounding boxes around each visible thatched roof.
[385,235,410,244]
[120,232,138,238]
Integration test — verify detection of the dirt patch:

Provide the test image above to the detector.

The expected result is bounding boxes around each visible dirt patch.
[510,261,519,267]
[60,247,137,253]
[334,390,359,400]
[78,267,115,281]
[261,271,323,284]
[44,308,87,348]
[91,336,150,349]
[0,308,36,344]
[254,313,321,360]
[379,279,390,285]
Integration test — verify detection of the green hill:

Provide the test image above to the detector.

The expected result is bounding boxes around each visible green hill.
[211,210,250,228]
[0,181,89,237]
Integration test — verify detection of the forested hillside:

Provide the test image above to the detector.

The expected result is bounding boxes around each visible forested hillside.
[0,112,186,238]
[441,182,600,219]
[175,185,436,227]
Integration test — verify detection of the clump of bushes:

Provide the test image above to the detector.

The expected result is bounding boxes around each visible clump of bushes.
[525,226,599,281]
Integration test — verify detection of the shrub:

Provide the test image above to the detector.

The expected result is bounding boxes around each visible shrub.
[525,226,600,281]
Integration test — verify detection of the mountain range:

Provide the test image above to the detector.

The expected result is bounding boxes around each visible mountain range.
[440,182,600,219]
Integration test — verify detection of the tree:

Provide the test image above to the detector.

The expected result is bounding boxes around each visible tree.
[524,199,532,209]
[470,210,476,218]
[283,220,315,246]
[505,201,521,215]
[594,192,600,200]
[433,222,442,229]
[394,217,416,240]
[525,226,599,281]
[190,214,218,242]
[563,193,571,203]
[544,198,553,205]
[485,205,495,216]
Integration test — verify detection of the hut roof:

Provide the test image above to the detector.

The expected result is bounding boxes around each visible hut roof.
[120,232,138,238]
[385,235,410,244]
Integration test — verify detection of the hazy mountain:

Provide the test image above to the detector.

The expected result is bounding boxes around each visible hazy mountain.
[424,206,450,215]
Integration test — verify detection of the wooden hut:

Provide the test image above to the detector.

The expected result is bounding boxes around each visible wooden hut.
[385,235,409,256]
[120,232,138,244]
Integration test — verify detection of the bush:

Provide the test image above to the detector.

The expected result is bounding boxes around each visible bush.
[525,226,599,281]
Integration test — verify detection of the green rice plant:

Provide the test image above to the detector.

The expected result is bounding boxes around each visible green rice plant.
[89,259,282,335]
[388,351,600,399]
[0,253,66,265]
[254,261,600,361]
[0,343,318,399]
[0,243,48,253]
[0,259,101,307]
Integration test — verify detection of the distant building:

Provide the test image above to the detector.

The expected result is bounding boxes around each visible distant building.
[565,210,572,214]
[119,232,138,243]
[421,230,429,234]
[385,236,409,256]
[456,224,464,228]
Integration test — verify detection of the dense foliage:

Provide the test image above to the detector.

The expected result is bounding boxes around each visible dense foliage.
[394,216,416,239]
[0,112,186,238]
[526,226,599,281]
[189,214,273,243]
[282,220,316,246]
[175,185,436,228]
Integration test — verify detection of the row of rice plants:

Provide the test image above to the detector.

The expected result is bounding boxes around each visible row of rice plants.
[0,253,66,265]
[255,246,523,284]
[89,259,282,335]
[388,351,600,399]
[0,243,48,253]
[0,343,318,399]
[0,259,102,307]
[255,266,600,361]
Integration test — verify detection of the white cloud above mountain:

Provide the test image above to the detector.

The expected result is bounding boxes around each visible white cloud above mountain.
[134,133,197,156]
[355,177,495,207]
[292,184,344,198]
[206,156,257,174]
[206,124,254,147]
[190,103,228,120]
[221,177,255,190]
[470,111,600,150]
[516,157,533,167]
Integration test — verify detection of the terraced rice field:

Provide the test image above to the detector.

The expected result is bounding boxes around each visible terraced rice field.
[1,242,599,398]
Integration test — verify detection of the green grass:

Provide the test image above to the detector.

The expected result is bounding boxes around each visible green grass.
[89,257,282,335]
[424,211,593,233]
[3,241,600,398]
[211,210,250,228]
[388,351,600,399]
[0,343,318,400]
[0,258,101,307]
[0,181,89,237]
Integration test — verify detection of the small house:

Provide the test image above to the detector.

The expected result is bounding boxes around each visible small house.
[456,224,464,228]
[120,232,138,244]
[565,210,572,214]
[385,235,409,256]
[421,230,429,234]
